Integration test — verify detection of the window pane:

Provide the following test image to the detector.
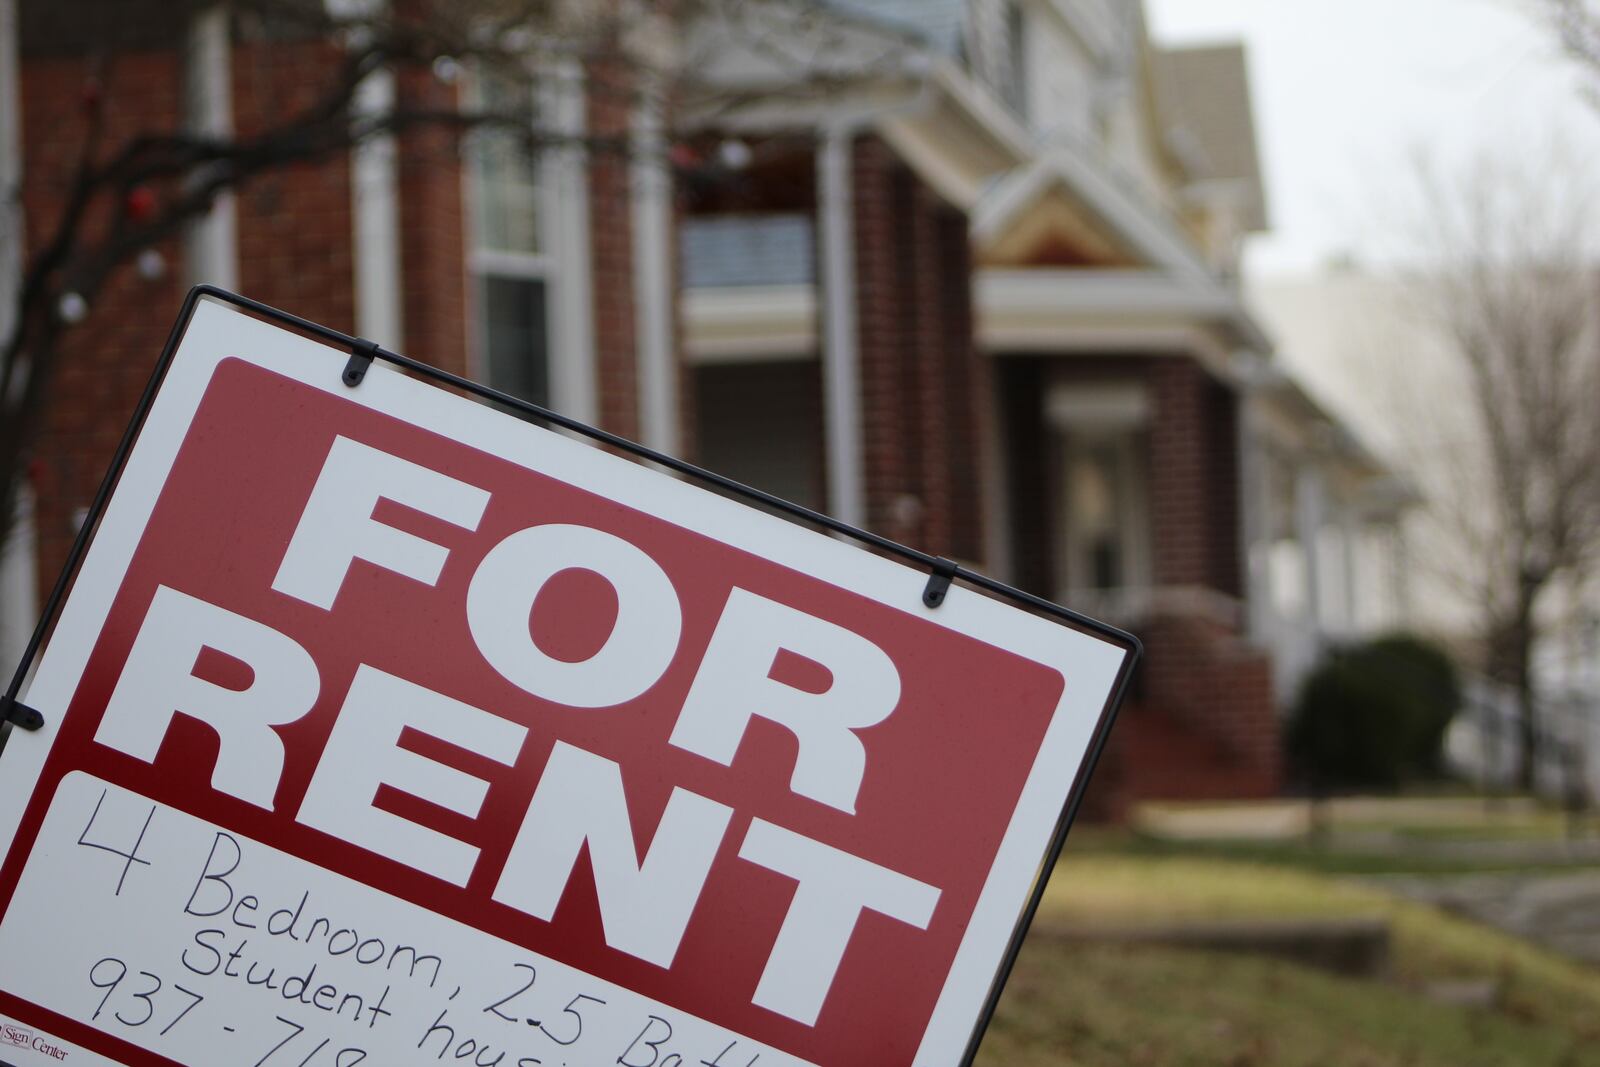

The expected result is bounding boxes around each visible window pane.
[1069,444,1122,589]
[694,361,824,512]
[1060,432,1148,593]
[470,76,540,256]
[483,275,549,408]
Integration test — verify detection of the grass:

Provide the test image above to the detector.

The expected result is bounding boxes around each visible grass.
[1065,818,1600,878]
[977,943,1600,1067]
[972,851,1600,1066]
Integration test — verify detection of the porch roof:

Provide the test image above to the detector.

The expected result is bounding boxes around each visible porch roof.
[679,2,1030,212]
[975,267,1270,371]
[1243,358,1421,520]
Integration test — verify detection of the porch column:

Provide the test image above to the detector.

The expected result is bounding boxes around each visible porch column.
[350,61,402,348]
[1339,502,1361,634]
[183,6,239,291]
[1388,517,1412,626]
[1294,462,1327,649]
[1237,388,1272,643]
[817,126,865,527]
[631,77,678,455]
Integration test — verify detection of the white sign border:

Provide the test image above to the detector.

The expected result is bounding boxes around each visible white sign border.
[0,294,1133,1067]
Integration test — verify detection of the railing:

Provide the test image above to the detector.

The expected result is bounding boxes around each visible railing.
[680,214,815,289]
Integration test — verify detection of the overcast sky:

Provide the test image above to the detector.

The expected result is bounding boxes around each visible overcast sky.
[1145,0,1600,280]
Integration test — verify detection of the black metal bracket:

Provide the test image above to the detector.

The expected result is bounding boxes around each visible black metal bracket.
[343,337,381,387]
[922,556,959,608]
[0,695,43,732]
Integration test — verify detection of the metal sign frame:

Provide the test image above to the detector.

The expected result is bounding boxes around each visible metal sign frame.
[0,285,1141,1066]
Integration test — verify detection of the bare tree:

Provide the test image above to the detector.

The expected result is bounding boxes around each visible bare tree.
[1387,146,1600,789]
[0,0,650,551]
[1544,0,1600,104]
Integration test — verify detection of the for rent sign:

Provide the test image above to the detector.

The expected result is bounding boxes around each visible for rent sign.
[0,293,1134,1067]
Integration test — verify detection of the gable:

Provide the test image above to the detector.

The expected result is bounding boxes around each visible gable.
[977,187,1137,268]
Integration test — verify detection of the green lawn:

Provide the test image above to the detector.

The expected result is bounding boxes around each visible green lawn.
[1066,813,1600,878]
[978,942,1600,1067]
[974,852,1600,1066]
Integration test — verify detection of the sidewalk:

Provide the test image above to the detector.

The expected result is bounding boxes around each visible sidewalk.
[1372,870,1600,966]
[1132,796,1600,967]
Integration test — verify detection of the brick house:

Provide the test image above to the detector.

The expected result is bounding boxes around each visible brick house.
[0,0,1408,815]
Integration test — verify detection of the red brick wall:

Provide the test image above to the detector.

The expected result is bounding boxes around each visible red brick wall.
[1136,612,1278,778]
[850,135,983,560]
[20,46,186,601]
[394,64,468,378]
[233,37,356,338]
[1149,356,1242,598]
[1082,613,1280,821]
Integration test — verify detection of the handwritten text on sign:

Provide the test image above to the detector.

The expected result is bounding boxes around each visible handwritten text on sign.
[0,773,798,1066]
[0,304,1122,1066]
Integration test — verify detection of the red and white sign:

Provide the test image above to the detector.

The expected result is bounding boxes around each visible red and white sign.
[0,295,1132,1066]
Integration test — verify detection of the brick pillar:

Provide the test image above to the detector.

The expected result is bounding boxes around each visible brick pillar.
[1148,359,1209,588]
[393,63,467,377]
[852,137,910,540]
[1148,357,1243,598]
[587,52,639,440]
[234,36,356,336]
[850,136,984,557]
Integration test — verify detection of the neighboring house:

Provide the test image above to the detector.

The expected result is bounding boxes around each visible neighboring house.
[0,0,1409,816]
[678,0,1411,815]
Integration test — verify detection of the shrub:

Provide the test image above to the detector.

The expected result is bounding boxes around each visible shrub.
[1287,634,1461,790]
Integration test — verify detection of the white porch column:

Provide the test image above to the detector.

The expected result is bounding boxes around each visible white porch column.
[546,61,598,425]
[1387,517,1412,626]
[1237,389,1272,644]
[351,66,402,348]
[1294,463,1327,649]
[631,79,679,455]
[1339,502,1361,634]
[817,127,865,527]
[183,6,238,291]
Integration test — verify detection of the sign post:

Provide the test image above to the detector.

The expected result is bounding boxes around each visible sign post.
[0,289,1137,1067]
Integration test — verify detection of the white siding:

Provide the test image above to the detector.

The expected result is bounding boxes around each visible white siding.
[1025,14,1096,143]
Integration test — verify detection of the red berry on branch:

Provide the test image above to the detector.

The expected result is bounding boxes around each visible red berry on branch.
[124,186,156,221]
[668,143,700,170]
[81,77,102,114]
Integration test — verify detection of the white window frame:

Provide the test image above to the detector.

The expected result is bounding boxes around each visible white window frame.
[463,60,596,423]
[1045,382,1151,601]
